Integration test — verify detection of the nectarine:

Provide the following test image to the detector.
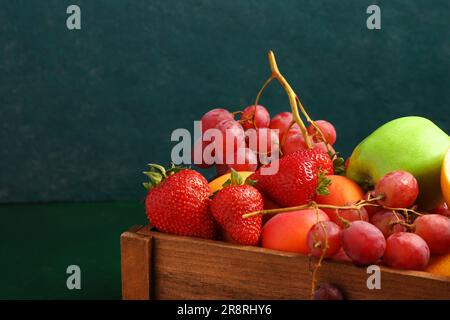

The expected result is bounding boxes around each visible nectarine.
[316,175,364,217]
[261,209,329,254]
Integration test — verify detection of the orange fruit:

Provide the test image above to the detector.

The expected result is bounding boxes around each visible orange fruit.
[426,254,450,277]
[441,148,450,206]
[208,171,254,193]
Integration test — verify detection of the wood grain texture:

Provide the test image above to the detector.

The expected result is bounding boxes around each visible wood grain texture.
[121,225,450,300]
[120,225,152,300]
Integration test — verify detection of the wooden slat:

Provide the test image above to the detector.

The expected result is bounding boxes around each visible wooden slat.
[124,225,450,300]
[120,226,153,300]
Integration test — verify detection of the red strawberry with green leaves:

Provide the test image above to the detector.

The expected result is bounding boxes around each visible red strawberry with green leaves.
[144,164,216,239]
[249,148,331,207]
[211,170,263,245]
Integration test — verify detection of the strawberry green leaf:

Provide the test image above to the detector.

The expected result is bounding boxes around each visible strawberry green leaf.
[222,168,244,188]
[143,182,151,190]
[143,171,163,185]
[142,163,181,190]
[245,178,257,187]
[147,163,167,177]
[166,163,186,176]
[326,150,346,176]
[333,156,346,176]
[316,170,332,196]
[327,150,335,159]
[222,179,232,188]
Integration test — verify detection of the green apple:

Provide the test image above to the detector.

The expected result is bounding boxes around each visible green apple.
[346,116,450,210]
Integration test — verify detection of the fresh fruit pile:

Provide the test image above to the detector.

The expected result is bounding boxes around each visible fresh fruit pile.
[142,51,450,299]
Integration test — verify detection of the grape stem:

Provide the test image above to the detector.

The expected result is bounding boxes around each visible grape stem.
[242,195,424,220]
[265,51,335,150]
[310,215,329,299]
[384,206,423,216]
[254,52,312,149]
[295,96,332,153]
[254,51,336,152]
[279,120,296,154]
[267,52,312,149]
[254,76,274,108]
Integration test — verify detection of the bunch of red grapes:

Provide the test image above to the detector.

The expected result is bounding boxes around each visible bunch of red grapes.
[193,105,337,176]
[307,170,450,271]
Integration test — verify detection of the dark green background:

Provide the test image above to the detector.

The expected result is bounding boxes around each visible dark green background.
[0,202,145,299]
[0,0,449,299]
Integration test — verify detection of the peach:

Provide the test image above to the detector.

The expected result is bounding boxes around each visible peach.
[316,175,364,217]
[261,209,329,254]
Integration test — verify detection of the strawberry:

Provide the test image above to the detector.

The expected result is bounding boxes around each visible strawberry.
[249,148,332,207]
[311,145,334,175]
[210,170,263,245]
[315,144,347,176]
[143,164,216,239]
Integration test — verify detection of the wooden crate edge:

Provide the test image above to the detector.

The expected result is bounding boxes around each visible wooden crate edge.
[120,226,153,300]
[121,225,450,300]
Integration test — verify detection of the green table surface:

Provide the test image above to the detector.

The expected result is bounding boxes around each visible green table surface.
[0,201,146,299]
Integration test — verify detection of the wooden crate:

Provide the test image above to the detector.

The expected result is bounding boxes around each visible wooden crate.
[120,225,450,300]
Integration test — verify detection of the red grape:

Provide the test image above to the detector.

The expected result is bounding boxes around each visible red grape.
[270,112,300,142]
[192,138,214,168]
[245,128,280,157]
[374,171,419,208]
[200,108,234,133]
[307,221,342,258]
[240,105,270,129]
[215,163,230,176]
[314,141,336,158]
[414,214,450,255]
[307,120,337,145]
[328,206,369,228]
[215,147,258,174]
[282,133,308,155]
[341,221,386,265]
[213,119,246,164]
[314,283,344,300]
[285,127,302,138]
[430,202,450,218]
[196,108,234,167]
[370,210,407,238]
[384,232,430,270]
[331,247,352,262]
[363,191,382,218]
